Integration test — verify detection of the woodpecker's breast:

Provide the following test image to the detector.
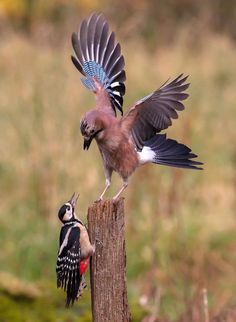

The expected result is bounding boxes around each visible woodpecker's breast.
[76,223,94,259]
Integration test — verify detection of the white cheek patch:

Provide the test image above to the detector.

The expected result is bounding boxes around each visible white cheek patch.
[63,212,72,222]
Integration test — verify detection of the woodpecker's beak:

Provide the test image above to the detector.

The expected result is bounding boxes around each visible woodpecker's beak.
[83,136,93,150]
[69,192,79,207]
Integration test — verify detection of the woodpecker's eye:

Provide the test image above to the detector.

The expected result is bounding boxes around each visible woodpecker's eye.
[67,206,71,211]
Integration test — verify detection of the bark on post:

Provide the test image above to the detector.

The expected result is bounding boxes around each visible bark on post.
[87,199,130,322]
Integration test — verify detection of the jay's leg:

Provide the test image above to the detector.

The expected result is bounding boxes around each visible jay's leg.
[112,179,128,201]
[98,167,112,201]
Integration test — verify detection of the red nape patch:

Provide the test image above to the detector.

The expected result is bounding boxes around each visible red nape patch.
[80,258,89,274]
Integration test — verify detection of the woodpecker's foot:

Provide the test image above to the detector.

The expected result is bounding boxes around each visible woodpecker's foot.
[95,238,103,247]
[91,239,103,252]
[92,243,96,253]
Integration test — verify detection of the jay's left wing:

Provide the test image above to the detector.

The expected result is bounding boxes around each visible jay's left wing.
[121,74,189,151]
[71,13,126,116]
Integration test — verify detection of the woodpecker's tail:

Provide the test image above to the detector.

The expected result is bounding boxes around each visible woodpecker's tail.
[138,134,203,170]
[71,13,126,115]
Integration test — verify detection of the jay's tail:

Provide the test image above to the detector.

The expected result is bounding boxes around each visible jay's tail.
[138,134,203,170]
[71,13,126,115]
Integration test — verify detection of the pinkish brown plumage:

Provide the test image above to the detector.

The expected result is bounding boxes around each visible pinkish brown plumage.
[71,13,203,200]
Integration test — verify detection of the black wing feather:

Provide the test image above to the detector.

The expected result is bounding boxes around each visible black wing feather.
[71,13,126,115]
[130,74,190,150]
[56,225,81,307]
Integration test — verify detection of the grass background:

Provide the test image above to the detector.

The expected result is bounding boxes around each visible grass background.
[0,1,236,321]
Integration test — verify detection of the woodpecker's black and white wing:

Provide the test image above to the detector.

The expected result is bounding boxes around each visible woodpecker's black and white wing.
[71,12,126,115]
[56,225,81,307]
[122,74,190,150]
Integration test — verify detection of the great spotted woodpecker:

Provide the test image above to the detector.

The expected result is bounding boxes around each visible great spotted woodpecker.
[56,193,94,307]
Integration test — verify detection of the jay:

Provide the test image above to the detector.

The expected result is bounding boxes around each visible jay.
[71,13,203,201]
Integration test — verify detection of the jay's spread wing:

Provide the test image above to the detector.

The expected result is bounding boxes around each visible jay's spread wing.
[71,13,126,116]
[121,74,189,151]
[56,226,81,307]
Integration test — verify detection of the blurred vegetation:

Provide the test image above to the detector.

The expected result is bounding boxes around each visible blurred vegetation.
[0,1,236,321]
[0,0,236,46]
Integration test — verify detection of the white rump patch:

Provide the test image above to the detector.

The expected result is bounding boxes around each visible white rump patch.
[138,146,155,165]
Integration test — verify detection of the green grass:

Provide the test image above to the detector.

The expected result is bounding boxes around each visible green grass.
[0,31,236,321]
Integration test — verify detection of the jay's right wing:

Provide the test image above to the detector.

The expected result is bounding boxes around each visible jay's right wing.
[71,13,126,116]
[121,74,189,151]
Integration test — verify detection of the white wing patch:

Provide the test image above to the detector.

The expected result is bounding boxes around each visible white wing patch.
[58,227,72,256]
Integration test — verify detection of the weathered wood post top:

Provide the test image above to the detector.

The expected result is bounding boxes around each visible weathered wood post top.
[88,199,131,322]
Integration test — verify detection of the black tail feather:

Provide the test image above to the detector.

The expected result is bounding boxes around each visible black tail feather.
[145,134,203,170]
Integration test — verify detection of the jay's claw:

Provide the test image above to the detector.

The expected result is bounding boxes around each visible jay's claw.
[95,196,103,202]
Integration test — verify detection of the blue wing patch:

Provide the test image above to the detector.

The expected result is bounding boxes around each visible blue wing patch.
[82,61,110,91]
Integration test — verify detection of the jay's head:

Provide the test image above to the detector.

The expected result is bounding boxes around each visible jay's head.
[80,111,104,150]
[58,193,79,223]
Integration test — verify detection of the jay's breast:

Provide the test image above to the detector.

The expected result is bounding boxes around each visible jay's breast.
[100,141,139,178]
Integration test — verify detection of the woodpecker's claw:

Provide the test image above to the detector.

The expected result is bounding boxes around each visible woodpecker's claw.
[91,239,102,253]
[95,238,103,247]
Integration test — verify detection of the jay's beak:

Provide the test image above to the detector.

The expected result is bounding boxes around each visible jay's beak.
[83,136,93,150]
[83,129,103,150]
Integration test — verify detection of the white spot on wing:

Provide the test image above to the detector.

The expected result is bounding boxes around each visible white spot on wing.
[112,90,121,96]
[110,81,120,88]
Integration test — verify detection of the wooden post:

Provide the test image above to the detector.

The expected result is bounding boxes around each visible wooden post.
[87,199,131,322]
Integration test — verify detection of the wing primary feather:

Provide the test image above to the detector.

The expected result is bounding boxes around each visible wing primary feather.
[71,13,126,114]
[87,14,98,61]
[71,33,85,73]
[104,43,121,71]
[79,20,89,61]
[102,32,115,67]
[125,75,190,149]
[71,55,84,74]
[106,52,124,79]
[99,25,110,65]
[94,15,106,62]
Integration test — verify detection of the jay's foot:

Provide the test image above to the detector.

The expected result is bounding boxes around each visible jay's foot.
[95,196,103,202]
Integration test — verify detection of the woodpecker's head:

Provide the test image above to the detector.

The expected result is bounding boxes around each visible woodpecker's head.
[58,193,79,223]
[80,111,104,150]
